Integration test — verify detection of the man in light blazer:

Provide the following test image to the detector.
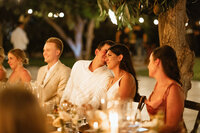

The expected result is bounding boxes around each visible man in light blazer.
[36,37,71,106]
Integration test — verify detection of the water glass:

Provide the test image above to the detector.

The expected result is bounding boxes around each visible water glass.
[30,80,42,103]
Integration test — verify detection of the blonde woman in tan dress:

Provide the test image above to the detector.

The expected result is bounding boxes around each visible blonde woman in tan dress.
[7,49,31,85]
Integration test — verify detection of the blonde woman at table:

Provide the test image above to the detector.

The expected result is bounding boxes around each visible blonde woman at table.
[145,45,186,133]
[7,48,31,85]
[0,47,7,82]
[0,85,47,133]
[106,44,139,105]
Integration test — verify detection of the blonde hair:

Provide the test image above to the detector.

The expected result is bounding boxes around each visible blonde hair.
[0,47,5,64]
[0,85,47,133]
[8,49,29,64]
[46,37,64,56]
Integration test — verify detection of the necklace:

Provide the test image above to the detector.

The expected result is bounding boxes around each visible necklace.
[110,72,125,85]
[110,78,115,85]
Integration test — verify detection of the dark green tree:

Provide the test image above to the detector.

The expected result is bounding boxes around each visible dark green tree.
[0,0,25,47]
[1,0,102,59]
[97,0,195,94]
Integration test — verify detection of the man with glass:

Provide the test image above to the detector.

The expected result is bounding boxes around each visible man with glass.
[60,40,115,109]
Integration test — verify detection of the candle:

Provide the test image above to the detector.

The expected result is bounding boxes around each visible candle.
[126,116,131,121]
[100,98,107,110]
[101,98,105,104]
[93,122,98,129]
[109,111,118,133]
[100,91,107,110]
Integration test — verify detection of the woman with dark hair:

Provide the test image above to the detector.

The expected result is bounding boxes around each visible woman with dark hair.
[145,45,186,132]
[7,48,31,84]
[106,44,138,104]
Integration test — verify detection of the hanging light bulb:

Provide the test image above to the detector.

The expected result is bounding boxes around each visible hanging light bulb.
[139,17,144,23]
[153,19,159,25]
[48,12,53,18]
[27,9,33,14]
[59,12,64,18]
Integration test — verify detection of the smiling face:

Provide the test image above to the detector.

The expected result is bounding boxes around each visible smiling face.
[8,53,21,70]
[43,42,60,65]
[95,44,111,65]
[106,50,122,70]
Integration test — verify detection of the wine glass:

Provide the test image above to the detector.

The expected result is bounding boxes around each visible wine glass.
[30,80,43,104]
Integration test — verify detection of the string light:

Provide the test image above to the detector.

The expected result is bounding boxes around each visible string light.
[139,17,144,23]
[48,12,53,18]
[153,19,159,25]
[59,12,64,18]
[27,9,33,14]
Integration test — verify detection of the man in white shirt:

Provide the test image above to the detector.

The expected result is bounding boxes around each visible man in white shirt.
[36,37,71,105]
[10,22,29,51]
[61,40,115,109]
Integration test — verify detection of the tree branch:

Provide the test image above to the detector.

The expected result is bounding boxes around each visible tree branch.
[44,17,76,51]
[85,19,95,59]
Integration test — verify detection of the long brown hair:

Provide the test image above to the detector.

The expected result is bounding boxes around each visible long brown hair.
[152,45,182,85]
[108,44,140,100]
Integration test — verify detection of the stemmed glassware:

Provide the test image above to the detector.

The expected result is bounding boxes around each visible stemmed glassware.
[30,80,43,105]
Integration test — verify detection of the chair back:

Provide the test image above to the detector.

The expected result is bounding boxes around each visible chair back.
[137,96,147,111]
[184,100,200,133]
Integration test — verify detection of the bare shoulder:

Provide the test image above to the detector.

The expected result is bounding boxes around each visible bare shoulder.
[20,68,31,80]
[169,83,184,97]
[0,67,6,80]
[21,68,30,74]
[122,72,135,82]
[119,72,136,99]
[121,72,136,86]
[0,67,6,74]
[167,83,185,107]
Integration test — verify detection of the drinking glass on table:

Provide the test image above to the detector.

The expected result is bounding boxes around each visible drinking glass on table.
[118,100,137,132]
[30,80,43,104]
[43,101,57,114]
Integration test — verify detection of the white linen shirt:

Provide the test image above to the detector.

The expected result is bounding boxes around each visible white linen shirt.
[61,60,113,109]
[10,27,29,50]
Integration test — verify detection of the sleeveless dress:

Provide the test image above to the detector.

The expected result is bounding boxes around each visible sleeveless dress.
[7,77,22,85]
[106,76,124,108]
[146,82,187,133]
